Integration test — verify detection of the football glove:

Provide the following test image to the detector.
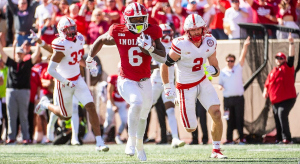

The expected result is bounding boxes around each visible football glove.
[28,29,39,43]
[90,67,98,77]
[86,56,97,70]
[164,83,176,100]
[137,32,153,52]
[205,65,217,75]
[62,79,76,88]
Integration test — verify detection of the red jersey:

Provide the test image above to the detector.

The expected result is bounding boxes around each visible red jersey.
[103,7,121,26]
[108,24,162,81]
[265,62,297,104]
[107,74,124,102]
[40,67,54,95]
[276,0,297,21]
[210,0,231,29]
[32,63,48,76]
[30,70,41,103]
[251,1,277,24]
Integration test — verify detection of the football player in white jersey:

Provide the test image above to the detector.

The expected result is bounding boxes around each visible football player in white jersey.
[151,24,185,148]
[160,14,227,159]
[34,17,109,152]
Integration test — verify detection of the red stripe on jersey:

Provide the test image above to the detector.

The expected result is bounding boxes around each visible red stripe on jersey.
[52,44,64,47]
[171,43,181,54]
[52,47,65,50]
[192,14,196,26]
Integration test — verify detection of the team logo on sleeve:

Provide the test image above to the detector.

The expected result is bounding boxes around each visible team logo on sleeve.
[78,35,83,41]
[207,39,214,47]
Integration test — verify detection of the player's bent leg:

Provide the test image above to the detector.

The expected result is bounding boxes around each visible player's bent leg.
[103,101,115,141]
[85,102,109,152]
[208,105,227,159]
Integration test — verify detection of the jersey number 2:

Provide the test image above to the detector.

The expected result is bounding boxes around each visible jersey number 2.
[69,49,84,65]
[192,58,203,72]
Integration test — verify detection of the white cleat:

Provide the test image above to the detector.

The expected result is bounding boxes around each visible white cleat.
[115,136,124,144]
[125,145,135,156]
[95,145,109,152]
[210,149,228,159]
[136,149,147,161]
[171,138,186,148]
[71,139,80,145]
[35,96,50,114]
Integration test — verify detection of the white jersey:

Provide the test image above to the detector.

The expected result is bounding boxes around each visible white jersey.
[151,41,175,83]
[51,33,85,79]
[172,34,217,84]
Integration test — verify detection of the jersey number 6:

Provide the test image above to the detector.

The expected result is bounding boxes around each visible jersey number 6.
[69,49,84,65]
[192,58,203,72]
[128,47,143,66]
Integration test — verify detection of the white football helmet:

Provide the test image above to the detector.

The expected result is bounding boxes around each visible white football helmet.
[57,17,77,41]
[123,2,149,34]
[184,14,206,42]
[159,24,174,43]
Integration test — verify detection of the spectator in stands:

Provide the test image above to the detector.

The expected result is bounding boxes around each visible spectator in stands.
[0,41,41,145]
[276,0,299,39]
[223,0,249,39]
[40,13,58,44]
[86,8,108,45]
[210,0,231,39]
[102,0,120,26]
[263,33,296,144]
[55,0,69,24]
[7,0,39,46]
[296,0,300,27]
[219,36,250,145]
[69,4,87,39]
[0,3,7,47]
[79,0,96,28]
[140,0,159,25]
[21,40,32,55]
[116,0,134,24]
[34,0,58,35]
[0,58,6,143]
[245,0,277,24]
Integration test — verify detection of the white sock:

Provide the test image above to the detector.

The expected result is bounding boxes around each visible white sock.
[212,141,221,149]
[71,106,79,141]
[136,118,147,139]
[127,136,136,147]
[96,136,105,146]
[127,104,141,137]
[136,138,144,151]
[166,107,179,139]
[47,113,58,135]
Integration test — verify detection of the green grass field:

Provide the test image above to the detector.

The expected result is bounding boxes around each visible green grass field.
[0,144,300,163]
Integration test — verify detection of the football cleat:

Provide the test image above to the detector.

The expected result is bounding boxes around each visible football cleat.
[35,96,50,114]
[125,144,135,156]
[115,135,123,145]
[95,145,109,152]
[47,124,55,142]
[171,138,186,148]
[71,139,80,145]
[136,149,147,161]
[210,149,228,159]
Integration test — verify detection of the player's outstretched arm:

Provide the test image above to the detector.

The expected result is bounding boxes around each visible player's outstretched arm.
[88,32,116,58]
[239,36,250,67]
[47,51,70,85]
[31,46,41,64]
[207,52,220,77]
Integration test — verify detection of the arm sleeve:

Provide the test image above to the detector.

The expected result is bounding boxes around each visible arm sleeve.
[287,56,294,67]
[47,61,68,83]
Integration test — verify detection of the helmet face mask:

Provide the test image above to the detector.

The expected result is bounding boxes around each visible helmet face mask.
[184,14,206,43]
[124,3,149,34]
[57,17,78,41]
[159,24,173,43]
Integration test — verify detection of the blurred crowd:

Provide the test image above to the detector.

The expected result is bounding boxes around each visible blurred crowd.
[0,0,300,48]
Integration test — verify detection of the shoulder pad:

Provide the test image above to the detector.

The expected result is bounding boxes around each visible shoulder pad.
[52,38,66,52]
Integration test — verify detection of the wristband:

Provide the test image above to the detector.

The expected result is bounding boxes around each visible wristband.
[148,46,155,53]
[212,66,218,75]
[86,55,93,62]
[38,40,45,47]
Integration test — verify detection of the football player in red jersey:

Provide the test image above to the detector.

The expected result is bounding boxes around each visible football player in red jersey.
[87,2,166,161]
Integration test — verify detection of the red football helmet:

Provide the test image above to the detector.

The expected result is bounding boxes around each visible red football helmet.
[123,2,149,34]
[159,24,173,43]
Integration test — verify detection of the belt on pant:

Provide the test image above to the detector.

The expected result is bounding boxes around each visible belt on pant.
[17,31,30,36]
[139,78,149,82]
